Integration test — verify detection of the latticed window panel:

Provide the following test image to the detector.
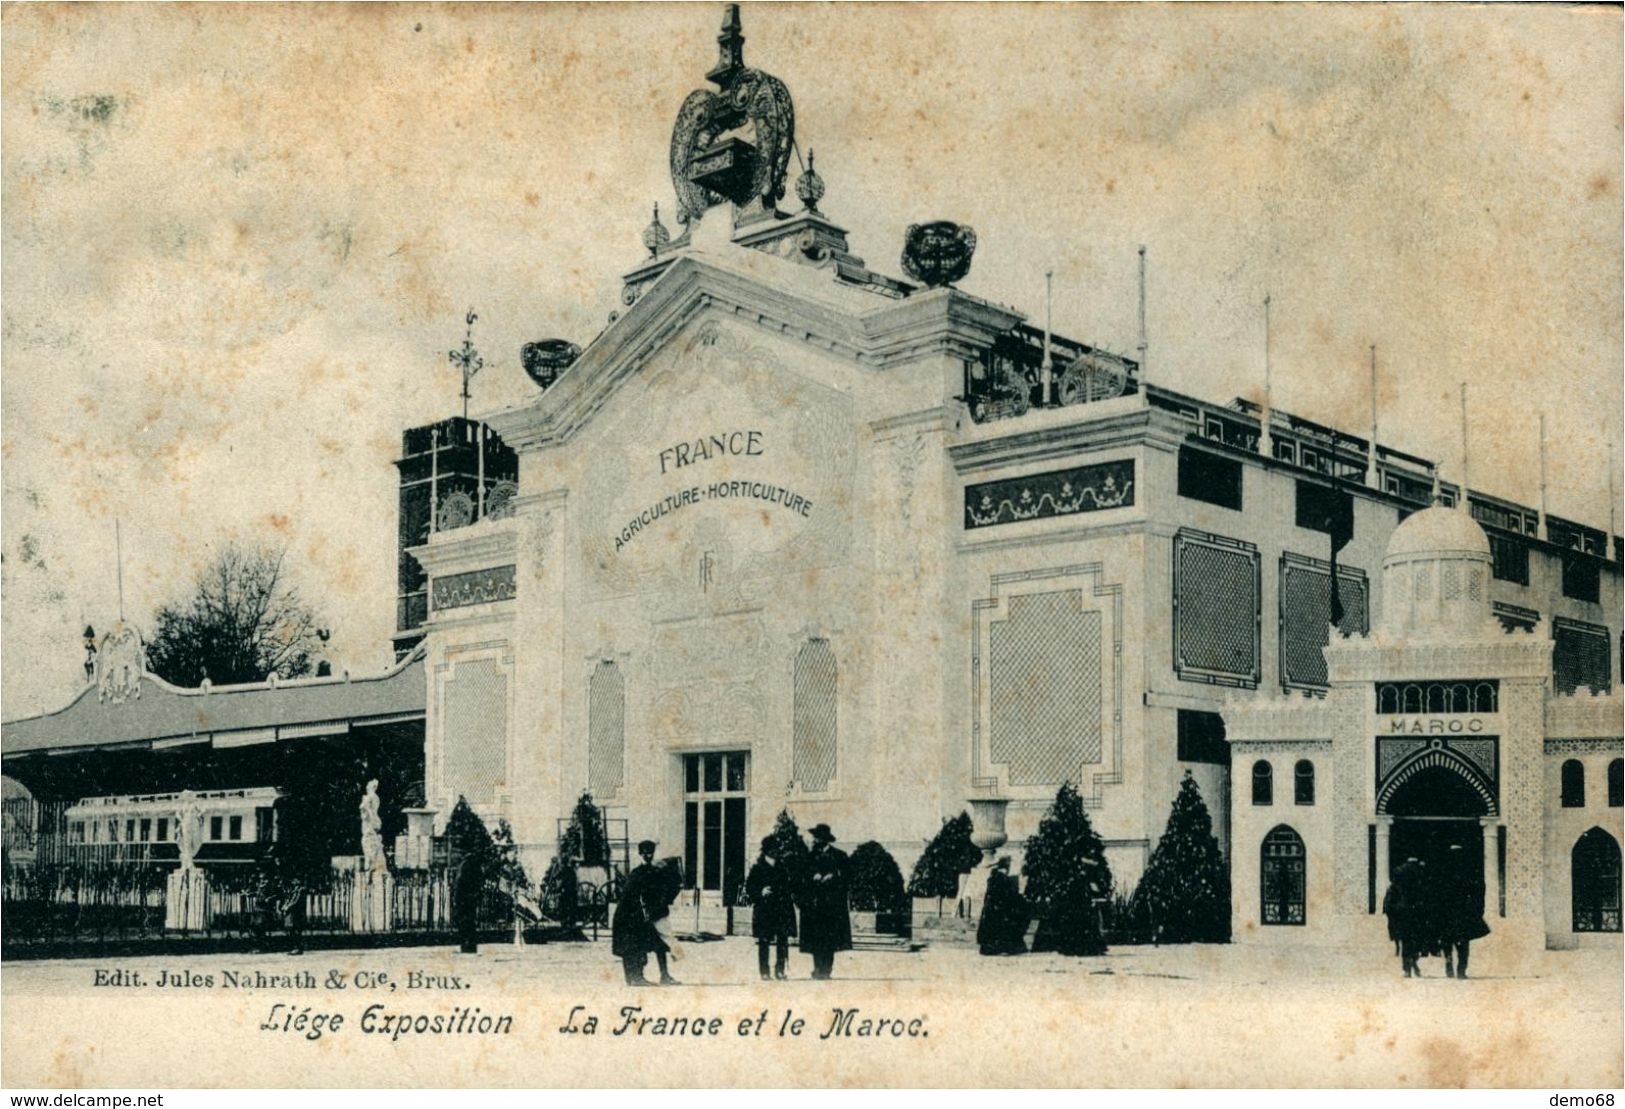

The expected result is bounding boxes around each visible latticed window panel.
[588,661,626,800]
[792,639,838,792]
[442,658,508,806]
[1174,529,1260,688]
[1279,553,1369,691]
[1573,828,1622,933]
[1553,617,1612,695]
[988,590,1103,787]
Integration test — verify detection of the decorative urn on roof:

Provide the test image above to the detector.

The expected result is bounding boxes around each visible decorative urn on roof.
[521,339,581,391]
[901,221,977,288]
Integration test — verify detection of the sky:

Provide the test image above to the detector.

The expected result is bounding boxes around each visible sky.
[3,3,1621,719]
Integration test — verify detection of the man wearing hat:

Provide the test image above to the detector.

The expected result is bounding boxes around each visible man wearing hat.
[745,835,798,980]
[611,839,676,986]
[797,824,852,980]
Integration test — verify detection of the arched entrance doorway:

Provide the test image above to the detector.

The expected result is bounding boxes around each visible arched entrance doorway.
[1381,763,1492,923]
[1572,827,1622,934]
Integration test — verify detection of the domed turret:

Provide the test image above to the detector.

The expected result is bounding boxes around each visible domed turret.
[1378,505,1494,638]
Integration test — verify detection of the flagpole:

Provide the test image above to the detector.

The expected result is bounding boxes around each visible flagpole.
[1459,382,1470,514]
[1041,269,1054,407]
[1136,245,1148,387]
[1260,294,1274,459]
[1366,345,1379,490]
[115,517,124,623]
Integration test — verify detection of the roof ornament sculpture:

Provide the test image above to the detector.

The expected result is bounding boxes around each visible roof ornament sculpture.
[669,5,795,228]
[95,621,144,705]
[901,221,977,288]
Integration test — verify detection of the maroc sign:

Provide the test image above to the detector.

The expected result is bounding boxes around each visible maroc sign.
[1383,714,1494,736]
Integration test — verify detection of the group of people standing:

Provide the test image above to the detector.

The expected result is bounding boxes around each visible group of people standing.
[977,855,1109,957]
[1382,845,1490,979]
[610,823,854,985]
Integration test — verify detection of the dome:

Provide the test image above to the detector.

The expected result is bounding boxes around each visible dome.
[1378,505,1495,639]
[1384,505,1491,562]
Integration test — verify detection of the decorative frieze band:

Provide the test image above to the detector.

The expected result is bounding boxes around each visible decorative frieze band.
[1543,738,1625,756]
[964,459,1134,530]
[431,565,518,611]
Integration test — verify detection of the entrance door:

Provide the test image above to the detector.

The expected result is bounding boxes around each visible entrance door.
[682,752,748,905]
[1386,763,1489,928]
[1390,818,1483,907]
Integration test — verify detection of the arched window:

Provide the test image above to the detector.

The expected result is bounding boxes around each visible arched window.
[1609,759,1623,809]
[1426,684,1446,713]
[1252,760,1273,806]
[1261,825,1306,926]
[1294,760,1316,806]
[1474,683,1498,713]
[1402,684,1423,713]
[1561,759,1586,808]
[791,639,838,792]
[1378,685,1399,714]
[1572,827,1622,933]
[587,660,625,800]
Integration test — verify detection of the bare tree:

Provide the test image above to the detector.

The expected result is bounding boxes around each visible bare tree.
[145,542,327,687]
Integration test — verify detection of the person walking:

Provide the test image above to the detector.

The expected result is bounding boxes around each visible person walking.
[612,840,677,986]
[451,848,485,955]
[1438,843,1490,979]
[977,856,1031,956]
[797,824,852,980]
[1389,855,1429,977]
[745,836,797,980]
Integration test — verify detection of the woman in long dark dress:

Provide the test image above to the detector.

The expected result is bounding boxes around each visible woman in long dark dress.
[977,856,1030,956]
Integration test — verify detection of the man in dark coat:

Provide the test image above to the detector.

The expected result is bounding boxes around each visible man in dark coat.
[746,836,797,980]
[797,824,852,980]
[1031,859,1106,956]
[611,840,674,986]
[452,849,485,955]
[977,856,1030,956]
[1438,843,1490,979]
[1389,856,1429,977]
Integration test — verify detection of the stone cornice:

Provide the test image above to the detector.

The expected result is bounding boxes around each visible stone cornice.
[947,404,1174,475]
[485,255,1024,454]
[1545,690,1624,738]
[1324,628,1553,683]
[1221,691,1333,742]
[407,518,519,578]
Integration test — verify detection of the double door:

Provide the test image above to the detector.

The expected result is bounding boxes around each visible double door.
[682,751,748,905]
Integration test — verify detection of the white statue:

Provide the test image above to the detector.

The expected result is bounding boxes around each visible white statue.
[359,779,387,874]
[175,790,203,870]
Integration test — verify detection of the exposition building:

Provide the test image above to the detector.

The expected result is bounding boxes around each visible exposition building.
[3,7,1621,952]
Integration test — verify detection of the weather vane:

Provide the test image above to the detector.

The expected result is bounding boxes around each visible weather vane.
[448,308,484,421]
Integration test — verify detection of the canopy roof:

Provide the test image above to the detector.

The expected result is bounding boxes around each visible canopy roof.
[1,648,425,760]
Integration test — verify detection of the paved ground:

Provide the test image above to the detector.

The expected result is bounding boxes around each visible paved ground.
[3,933,1620,1088]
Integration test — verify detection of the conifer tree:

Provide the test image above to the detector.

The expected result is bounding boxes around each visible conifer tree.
[768,809,809,886]
[1022,781,1113,906]
[907,811,984,913]
[1130,771,1231,943]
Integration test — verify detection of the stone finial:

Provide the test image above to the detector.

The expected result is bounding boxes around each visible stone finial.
[795,149,825,214]
[642,202,671,258]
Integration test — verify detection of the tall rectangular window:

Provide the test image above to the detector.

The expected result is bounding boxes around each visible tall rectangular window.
[1176,710,1228,765]
[1554,617,1612,695]
[1562,553,1601,603]
[1178,446,1243,511]
[1488,532,1529,585]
